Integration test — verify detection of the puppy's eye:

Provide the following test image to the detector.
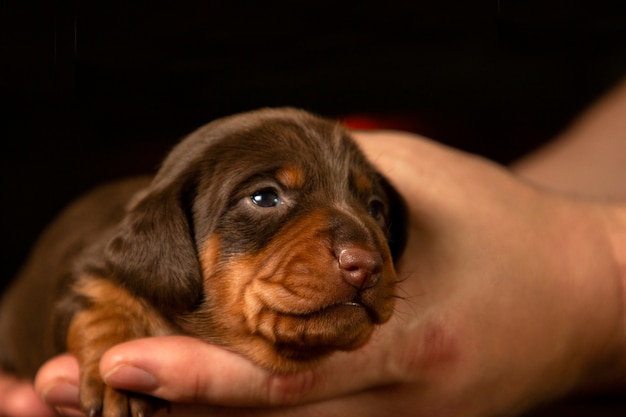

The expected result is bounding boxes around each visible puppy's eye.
[251,189,281,208]
[368,199,385,221]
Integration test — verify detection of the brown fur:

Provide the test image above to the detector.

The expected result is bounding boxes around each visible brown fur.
[0,108,406,416]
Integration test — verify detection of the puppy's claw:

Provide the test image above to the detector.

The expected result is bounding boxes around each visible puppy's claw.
[79,370,164,417]
[129,393,168,417]
[79,378,104,417]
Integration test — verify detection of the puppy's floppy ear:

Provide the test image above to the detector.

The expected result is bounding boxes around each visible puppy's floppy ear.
[104,176,203,314]
[380,175,408,263]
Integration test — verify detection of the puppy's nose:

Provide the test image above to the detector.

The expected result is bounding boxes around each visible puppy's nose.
[337,246,382,289]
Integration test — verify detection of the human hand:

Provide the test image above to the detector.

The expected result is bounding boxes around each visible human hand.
[34,131,626,417]
[0,370,57,417]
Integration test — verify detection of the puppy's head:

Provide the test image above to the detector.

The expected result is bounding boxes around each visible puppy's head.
[105,108,406,371]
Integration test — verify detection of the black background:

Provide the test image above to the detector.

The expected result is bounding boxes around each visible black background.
[2,1,626,413]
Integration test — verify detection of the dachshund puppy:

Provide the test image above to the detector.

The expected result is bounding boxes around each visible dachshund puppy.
[0,108,406,416]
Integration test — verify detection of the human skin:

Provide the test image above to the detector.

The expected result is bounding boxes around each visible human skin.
[0,375,57,417]
[21,129,626,417]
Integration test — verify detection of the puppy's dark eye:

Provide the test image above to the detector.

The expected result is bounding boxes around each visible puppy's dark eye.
[368,199,385,221]
[251,189,281,208]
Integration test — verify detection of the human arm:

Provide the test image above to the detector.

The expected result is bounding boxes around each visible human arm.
[512,78,626,200]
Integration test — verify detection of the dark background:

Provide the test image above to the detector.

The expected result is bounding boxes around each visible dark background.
[2,1,626,414]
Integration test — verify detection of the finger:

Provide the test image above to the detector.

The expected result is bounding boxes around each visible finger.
[34,353,84,415]
[0,372,57,417]
[100,334,396,407]
[152,384,417,417]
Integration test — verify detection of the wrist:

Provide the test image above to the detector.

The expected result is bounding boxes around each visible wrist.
[604,204,626,375]
[605,204,626,285]
[578,202,626,390]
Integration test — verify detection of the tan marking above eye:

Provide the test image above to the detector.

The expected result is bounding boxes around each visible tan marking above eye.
[275,166,306,189]
[355,173,373,196]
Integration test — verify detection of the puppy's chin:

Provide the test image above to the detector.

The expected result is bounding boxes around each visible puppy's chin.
[236,302,388,372]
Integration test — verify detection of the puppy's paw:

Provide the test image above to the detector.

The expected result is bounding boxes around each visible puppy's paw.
[79,366,166,417]
[67,277,176,416]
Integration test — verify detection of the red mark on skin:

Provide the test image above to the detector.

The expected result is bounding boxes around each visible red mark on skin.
[396,320,460,376]
[418,325,458,368]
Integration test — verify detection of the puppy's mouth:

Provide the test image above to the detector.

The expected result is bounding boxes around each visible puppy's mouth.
[258,297,381,363]
[323,298,381,323]
[342,301,362,307]
[268,295,383,327]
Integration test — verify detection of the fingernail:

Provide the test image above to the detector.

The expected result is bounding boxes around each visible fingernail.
[103,365,158,392]
[41,381,79,407]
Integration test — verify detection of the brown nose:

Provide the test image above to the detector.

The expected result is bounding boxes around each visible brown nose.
[337,246,383,289]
